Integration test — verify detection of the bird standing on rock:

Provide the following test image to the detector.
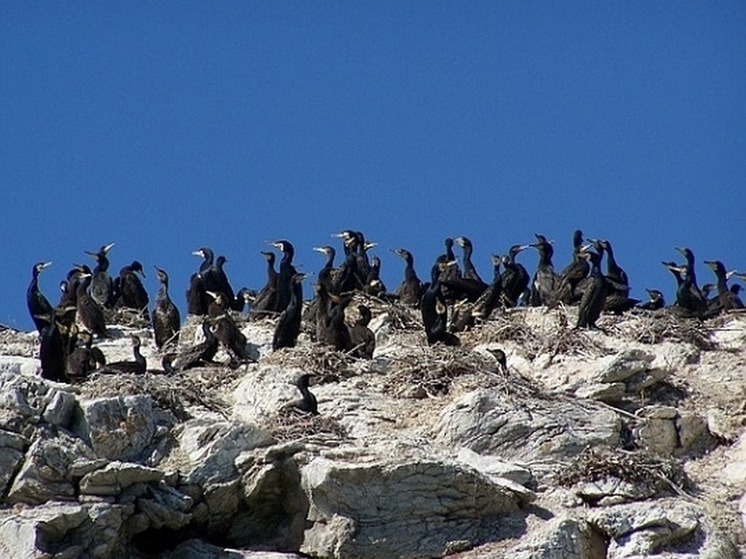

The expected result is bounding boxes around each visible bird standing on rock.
[27,261,54,334]
[575,243,607,331]
[152,266,181,350]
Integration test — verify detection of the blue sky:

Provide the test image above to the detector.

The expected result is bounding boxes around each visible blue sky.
[2,2,745,331]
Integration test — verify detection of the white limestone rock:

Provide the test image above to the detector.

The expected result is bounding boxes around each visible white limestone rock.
[588,500,738,559]
[301,453,529,559]
[434,390,621,469]
[74,395,158,461]
[7,431,97,505]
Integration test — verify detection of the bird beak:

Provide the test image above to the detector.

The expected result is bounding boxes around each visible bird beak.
[192,250,203,257]
[103,243,115,253]
[41,262,52,270]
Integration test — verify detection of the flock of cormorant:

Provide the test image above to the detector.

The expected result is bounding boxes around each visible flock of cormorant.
[26,230,744,412]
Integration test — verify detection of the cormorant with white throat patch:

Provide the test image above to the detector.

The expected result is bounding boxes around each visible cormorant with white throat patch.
[27,262,54,334]
[86,243,115,308]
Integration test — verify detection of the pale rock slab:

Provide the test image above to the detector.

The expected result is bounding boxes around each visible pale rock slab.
[74,395,158,461]
[301,453,529,559]
[434,390,621,469]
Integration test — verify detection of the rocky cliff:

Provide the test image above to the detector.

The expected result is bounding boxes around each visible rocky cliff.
[1,302,745,558]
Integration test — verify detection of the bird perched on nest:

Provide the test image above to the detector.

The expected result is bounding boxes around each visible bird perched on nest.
[113,260,149,318]
[289,373,318,415]
[206,291,253,364]
[162,320,218,373]
[349,304,376,359]
[487,347,508,374]
[94,335,147,375]
[637,289,665,311]
[66,326,107,381]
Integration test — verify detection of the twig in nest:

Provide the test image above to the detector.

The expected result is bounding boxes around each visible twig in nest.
[266,412,348,444]
[554,447,688,498]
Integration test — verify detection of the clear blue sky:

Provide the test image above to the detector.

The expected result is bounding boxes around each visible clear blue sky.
[2,2,745,331]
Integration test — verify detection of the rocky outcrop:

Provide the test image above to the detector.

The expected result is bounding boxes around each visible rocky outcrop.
[1,308,745,558]
[434,390,621,469]
[301,451,533,559]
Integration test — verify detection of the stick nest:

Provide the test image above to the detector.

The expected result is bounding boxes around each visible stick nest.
[263,344,359,382]
[79,366,241,421]
[617,311,717,350]
[554,447,687,495]
[266,411,349,444]
[380,345,544,400]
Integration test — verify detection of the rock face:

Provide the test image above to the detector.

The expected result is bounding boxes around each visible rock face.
[0,307,745,558]
[301,453,530,559]
[434,391,621,465]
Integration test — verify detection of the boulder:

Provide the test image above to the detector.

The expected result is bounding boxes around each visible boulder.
[7,431,97,505]
[591,349,655,383]
[0,428,28,496]
[434,390,621,470]
[508,516,607,559]
[301,453,530,559]
[79,461,166,496]
[225,444,308,549]
[0,501,132,559]
[588,500,739,559]
[74,395,158,461]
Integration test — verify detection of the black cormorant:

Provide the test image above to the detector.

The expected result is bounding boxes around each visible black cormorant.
[553,230,589,305]
[349,304,376,359]
[86,243,115,308]
[421,262,460,346]
[438,238,461,303]
[392,248,423,307]
[487,347,508,373]
[675,247,707,314]
[95,335,147,375]
[205,291,253,363]
[453,236,487,294]
[184,248,214,316]
[152,266,181,350]
[214,255,242,311]
[248,251,279,320]
[39,313,68,382]
[186,272,208,316]
[576,244,607,330]
[272,272,305,350]
[637,289,666,311]
[332,231,361,294]
[364,255,386,297]
[162,320,218,373]
[529,234,557,306]
[316,287,353,352]
[67,329,106,381]
[704,260,744,314]
[472,254,504,321]
[113,260,149,316]
[27,262,54,334]
[291,373,319,415]
[592,239,638,314]
[313,245,336,274]
[499,245,530,307]
[76,269,109,338]
[272,240,298,313]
